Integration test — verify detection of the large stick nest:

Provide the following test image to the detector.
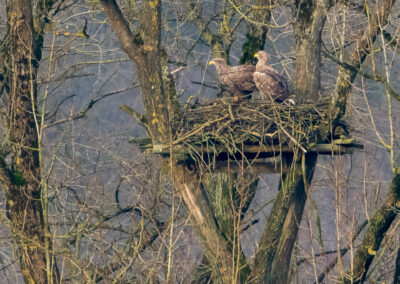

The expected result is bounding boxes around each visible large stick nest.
[171,98,331,154]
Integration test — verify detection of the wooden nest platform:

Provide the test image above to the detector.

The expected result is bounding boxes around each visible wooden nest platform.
[132,98,363,173]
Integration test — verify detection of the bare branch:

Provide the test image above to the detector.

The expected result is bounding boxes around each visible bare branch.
[99,0,139,61]
[315,220,368,283]
[323,46,400,102]
[344,168,400,283]
[120,104,147,127]
[44,86,136,128]
[330,0,397,121]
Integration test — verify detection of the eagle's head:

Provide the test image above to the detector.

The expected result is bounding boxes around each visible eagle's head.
[254,51,268,64]
[209,58,227,74]
[209,58,227,66]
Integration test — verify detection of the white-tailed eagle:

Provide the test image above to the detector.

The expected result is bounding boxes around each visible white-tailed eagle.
[254,51,290,102]
[209,58,256,102]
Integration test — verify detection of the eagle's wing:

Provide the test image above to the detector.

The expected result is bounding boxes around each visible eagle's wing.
[220,65,256,95]
[254,68,289,100]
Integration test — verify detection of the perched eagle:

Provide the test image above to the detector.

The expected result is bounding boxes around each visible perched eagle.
[254,51,290,102]
[209,58,256,102]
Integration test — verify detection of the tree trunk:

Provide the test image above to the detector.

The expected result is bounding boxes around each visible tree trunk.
[343,167,400,283]
[394,247,400,284]
[251,153,317,283]
[250,1,327,281]
[271,177,309,283]
[100,0,171,144]
[321,2,399,281]
[293,0,326,102]
[330,0,396,121]
[101,1,240,282]
[173,165,234,283]
[201,173,256,282]
[240,0,271,64]
[2,0,58,282]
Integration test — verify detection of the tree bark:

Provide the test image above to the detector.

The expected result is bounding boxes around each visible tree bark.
[249,1,328,281]
[394,247,400,284]
[330,0,396,121]
[251,153,318,283]
[100,1,399,283]
[240,0,271,64]
[292,0,327,102]
[100,0,171,144]
[271,176,309,283]
[319,1,398,281]
[343,167,400,283]
[1,0,58,282]
[100,1,240,282]
[173,165,235,283]
[201,173,257,282]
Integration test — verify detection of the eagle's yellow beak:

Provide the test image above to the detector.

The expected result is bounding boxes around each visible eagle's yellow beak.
[254,53,258,58]
[209,60,215,65]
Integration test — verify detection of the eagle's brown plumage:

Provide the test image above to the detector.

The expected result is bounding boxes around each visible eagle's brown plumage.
[209,58,256,101]
[254,51,289,102]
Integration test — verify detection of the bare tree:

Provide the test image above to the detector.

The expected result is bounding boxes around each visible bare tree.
[0,0,61,282]
[98,0,400,283]
[0,0,399,283]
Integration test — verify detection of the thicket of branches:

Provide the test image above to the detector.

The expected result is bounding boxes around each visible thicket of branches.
[0,0,399,283]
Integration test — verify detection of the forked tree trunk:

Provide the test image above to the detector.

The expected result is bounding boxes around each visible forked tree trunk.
[173,166,235,283]
[250,1,326,282]
[101,1,398,283]
[101,0,238,282]
[200,172,257,282]
[191,5,272,279]
[100,0,171,144]
[251,153,317,283]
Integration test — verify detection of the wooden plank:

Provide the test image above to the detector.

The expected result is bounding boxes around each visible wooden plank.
[213,161,288,174]
[150,143,363,156]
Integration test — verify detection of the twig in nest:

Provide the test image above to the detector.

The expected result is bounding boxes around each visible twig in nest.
[221,99,235,121]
